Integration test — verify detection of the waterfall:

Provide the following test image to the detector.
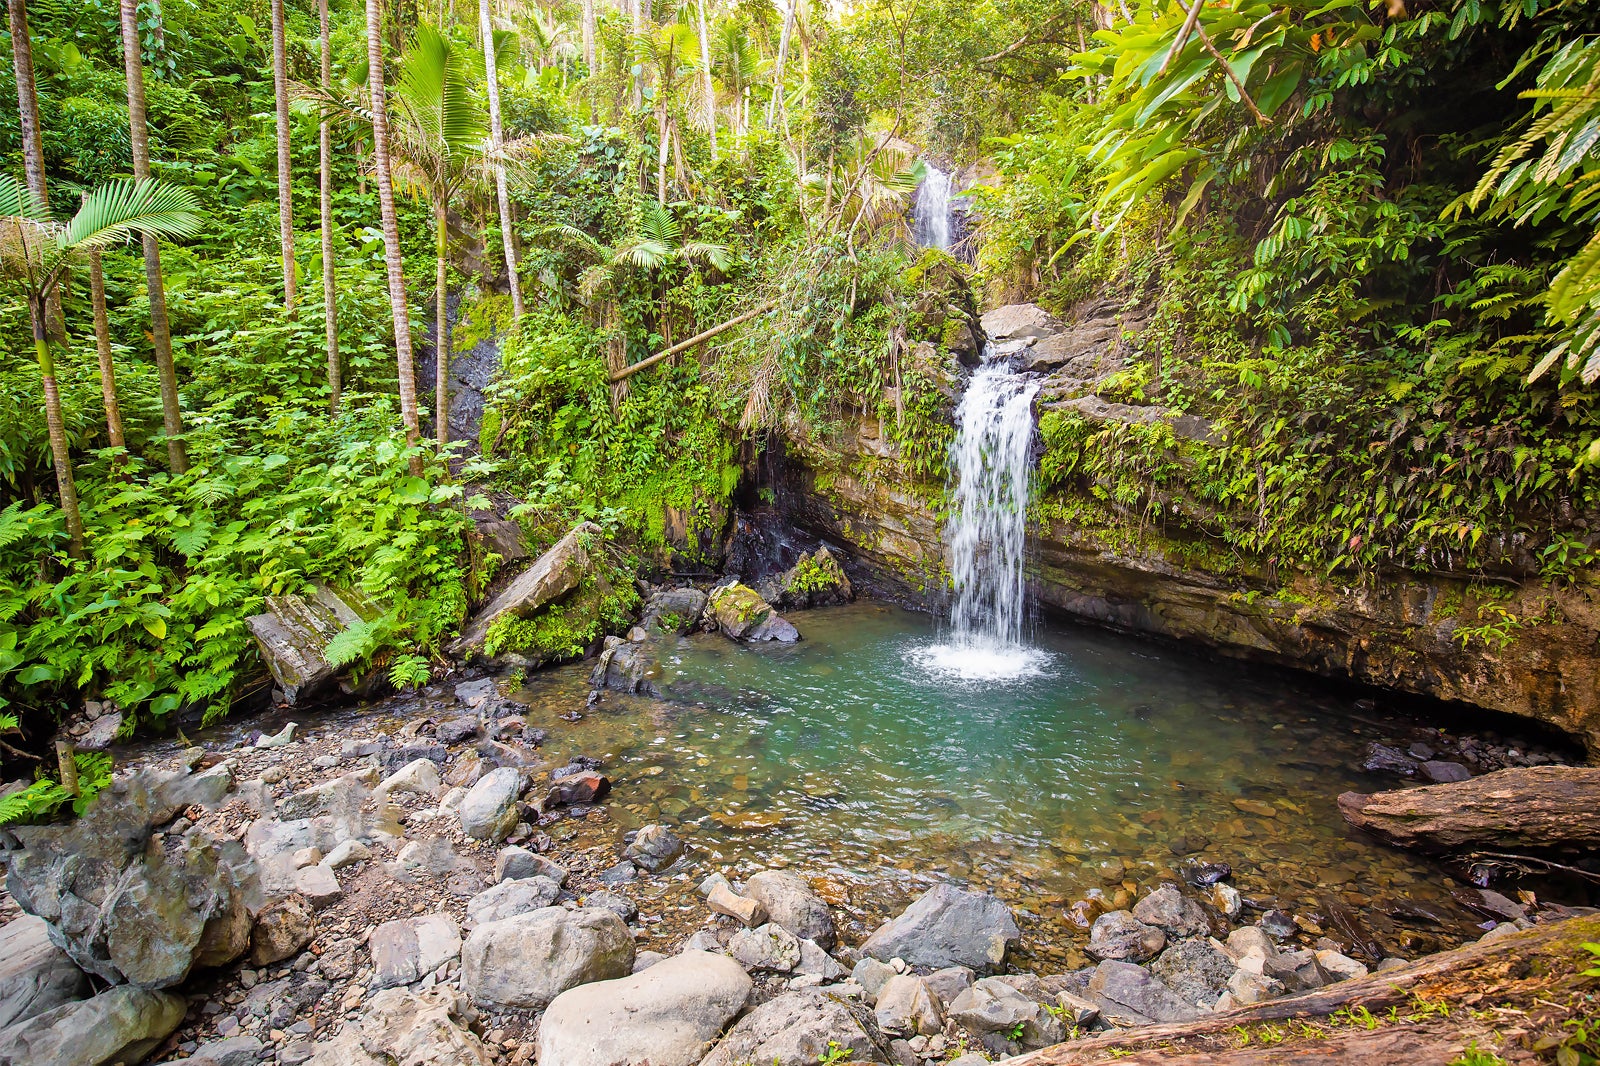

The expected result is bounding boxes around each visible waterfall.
[913,164,953,251]
[911,352,1048,682]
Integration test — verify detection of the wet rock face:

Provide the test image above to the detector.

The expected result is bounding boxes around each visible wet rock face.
[7,768,254,988]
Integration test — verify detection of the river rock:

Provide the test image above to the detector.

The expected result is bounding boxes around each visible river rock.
[377,758,441,798]
[246,586,375,704]
[874,974,943,1037]
[0,916,86,1030]
[1263,947,1328,990]
[1315,948,1370,982]
[1087,910,1166,963]
[0,984,185,1066]
[623,824,684,872]
[306,988,492,1066]
[465,876,561,923]
[449,522,602,658]
[182,1035,264,1066]
[1132,883,1209,938]
[1360,742,1419,776]
[590,637,663,697]
[7,769,254,988]
[699,989,890,1066]
[707,583,799,642]
[279,770,375,820]
[493,845,566,884]
[369,914,462,990]
[546,770,610,807]
[924,965,975,1006]
[1087,960,1205,1024]
[249,894,316,966]
[981,303,1066,345]
[1151,939,1237,1007]
[639,588,710,633]
[774,546,854,609]
[858,884,1020,973]
[458,766,523,841]
[947,977,1062,1047]
[1226,968,1287,1005]
[461,907,633,1009]
[852,957,895,999]
[586,890,639,922]
[730,923,802,972]
[744,871,836,949]
[324,839,370,870]
[294,863,342,908]
[708,884,768,927]
[536,951,751,1066]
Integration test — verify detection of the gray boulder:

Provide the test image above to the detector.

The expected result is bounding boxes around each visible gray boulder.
[1132,884,1209,938]
[874,975,943,1037]
[246,586,376,704]
[493,845,566,884]
[1151,939,1237,1007]
[1087,910,1166,963]
[589,636,663,697]
[773,546,854,609]
[729,923,801,972]
[536,951,751,1066]
[946,977,1064,1048]
[0,985,185,1066]
[450,522,601,658]
[179,1036,264,1066]
[458,767,523,841]
[369,914,462,990]
[638,588,709,633]
[699,989,890,1066]
[980,303,1066,344]
[1087,960,1205,1024]
[7,769,254,988]
[305,988,492,1066]
[465,876,561,923]
[707,584,799,642]
[0,916,87,1030]
[745,871,835,949]
[461,907,633,1009]
[858,884,1019,973]
[623,824,684,873]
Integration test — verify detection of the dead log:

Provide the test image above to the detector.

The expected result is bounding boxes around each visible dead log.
[608,299,778,383]
[1337,766,1600,855]
[1011,915,1600,1064]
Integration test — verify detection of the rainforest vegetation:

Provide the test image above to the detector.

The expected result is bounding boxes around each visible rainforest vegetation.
[1,0,1598,771]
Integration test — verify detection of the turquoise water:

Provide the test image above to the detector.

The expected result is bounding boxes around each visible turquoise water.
[521,602,1499,967]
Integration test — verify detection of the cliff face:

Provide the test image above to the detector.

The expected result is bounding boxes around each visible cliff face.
[773,307,1600,753]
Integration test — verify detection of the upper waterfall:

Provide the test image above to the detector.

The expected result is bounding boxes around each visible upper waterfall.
[913,164,954,251]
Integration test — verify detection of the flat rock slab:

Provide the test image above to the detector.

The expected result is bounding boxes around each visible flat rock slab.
[1338,766,1600,854]
[0,984,185,1066]
[450,522,600,658]
[246,586,375,704]
[0,915,87,1031]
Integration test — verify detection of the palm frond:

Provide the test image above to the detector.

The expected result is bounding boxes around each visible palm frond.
[681,240,731,273]
[0,176,51,224]
[63,179,205,250]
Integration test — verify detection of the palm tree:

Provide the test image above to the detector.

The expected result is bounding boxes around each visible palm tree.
[527,10,577,73]
[636,23,701,204]
[319,0,340,413]
[364,0,425,469]
[480,0,525,320]
[271,0,297,314]
[119,0,188,474]
[714,20,759,139]
[0,177,204,557]
[8,0,45,208]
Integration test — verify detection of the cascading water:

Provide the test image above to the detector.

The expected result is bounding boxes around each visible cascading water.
[913,164,953,251]
[912,351,1051,682]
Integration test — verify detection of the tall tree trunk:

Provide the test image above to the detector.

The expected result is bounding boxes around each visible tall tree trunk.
[768,0,795,128]
[8,0,44,205]
[366,0,424,470]
[319,0,340,413]
[434,195,450,448]
[480,0,524,320]
[581,0,595,72]
[120,0,187,474]
[31,297,83,558]
[696,0,716,161]
[656,102,669,204]
[630,0,643,109]
[89,249,125,451]
[272,0,297,314]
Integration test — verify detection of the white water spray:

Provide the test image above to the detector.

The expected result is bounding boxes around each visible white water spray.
[912,354,1049,682]
[913,164,953,251]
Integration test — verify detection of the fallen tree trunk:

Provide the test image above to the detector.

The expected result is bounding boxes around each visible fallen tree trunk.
[1011,915,1600,1064]
[1337,765,1600,855]
[608,299,778,383]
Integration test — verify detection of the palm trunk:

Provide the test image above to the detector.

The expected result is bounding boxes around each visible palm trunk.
[32,297,83,558]
[89,249,125,450]
[768,0,795,128]
[656,103,669,204]
[630,0,643,109]
[8,0,44,204]
[366,0,424,470]
[696,0,716,161]
[480,0,524,320]
[120,0,187,474]
[319,0,340,413]
[581,0,595,72]
[272,0,297,314]
[434,196,450,448]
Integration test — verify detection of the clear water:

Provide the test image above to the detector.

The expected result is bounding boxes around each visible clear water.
[520,602,1501,968]
[920,358,1043,681]
[914,164,953,250]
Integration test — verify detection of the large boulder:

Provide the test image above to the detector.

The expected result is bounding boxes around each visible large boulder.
[305,988,493,1066]
[246,585,376,704]
[858,884,1020,973]
[744,871,836,949]
[449,522,601,658]
[1151,939,1237,1007]
[707,584,799,643]
[457,767,523,841]
[536,951,751,1066]
[464,877,561,923]
[1086,960,1205,1024]
[0,984,185,1066]
[0,916,87,1030]
[7,769,254,988]
[461,907,633,1009]
[980,303,1066,345]
[773,547,854,610]
[700,989,890,1066]
[639,587,710,633]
